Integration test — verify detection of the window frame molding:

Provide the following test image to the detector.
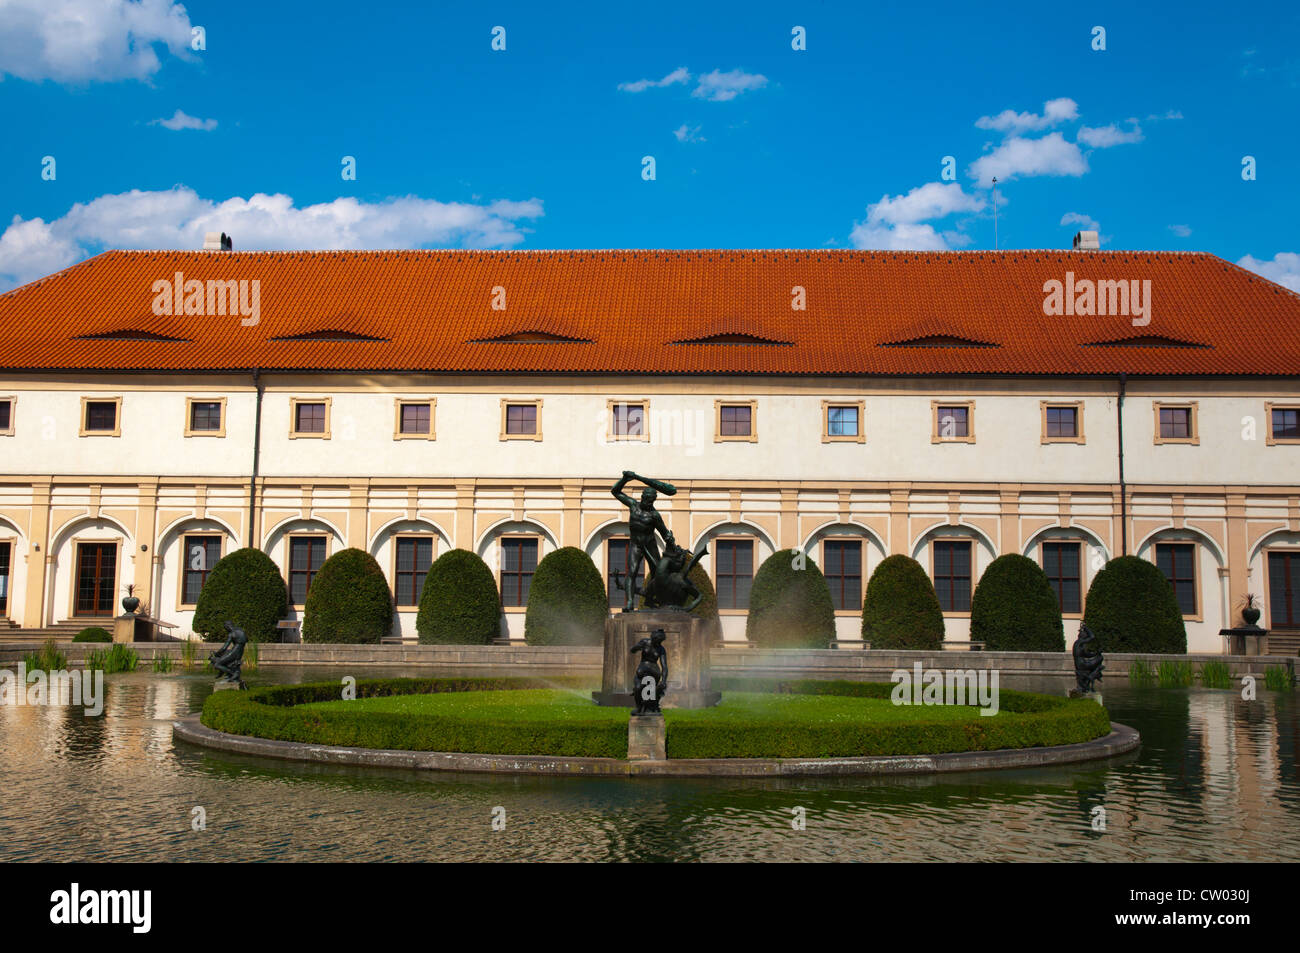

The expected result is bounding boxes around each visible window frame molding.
[393,398,437,441]
[289,397,332,439]
[1265,402,1300,446]
[391,532,437,607]
[177,532,226,609]
[712,534,757,614]
[1263,545,1300,630]
[499,399,543,441]
[68,536,120,620]
[606,399,650,443]
[930,536,974,617]
[285,532,330,608]
[1040,401,1085,445]
[931,400,975,444]
[714,400,758,443]
[0,395,15,436]
[1152,401,1199,446]
[80,396,123,437]
[821,537,865,616]
[184,397,227,438]
[498,533,542,611]
[1039,537,1086,618]
[822,400,866,444]
[1153,540,1202,622]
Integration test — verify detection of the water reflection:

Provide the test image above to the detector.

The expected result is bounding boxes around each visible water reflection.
[0,667,1296,862]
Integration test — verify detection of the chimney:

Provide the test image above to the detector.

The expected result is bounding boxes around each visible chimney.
[203,231,233,251]
[1072,230,1099,251]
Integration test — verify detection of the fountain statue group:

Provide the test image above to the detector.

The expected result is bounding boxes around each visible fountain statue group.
[611,471,709,613]
[209,620,248,687]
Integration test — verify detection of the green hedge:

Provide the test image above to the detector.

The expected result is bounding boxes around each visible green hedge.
[192,547,288,643]
[416,549,501,645]
[861,555,945,650]
[302,548,392,644]
[72,626,112,643]
[524,546,607,646]
[1083,555,1188,654]
[746,549,836,648]
[202,677,624,757]
[970,553,1066,651]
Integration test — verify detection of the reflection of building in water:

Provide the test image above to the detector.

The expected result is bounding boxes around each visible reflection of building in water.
[1,244,1299,650]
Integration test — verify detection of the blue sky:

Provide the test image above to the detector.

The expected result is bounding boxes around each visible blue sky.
[1,0,1298,290]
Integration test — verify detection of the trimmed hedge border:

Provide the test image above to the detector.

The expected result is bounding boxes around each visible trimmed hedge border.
[201,676,1113,760]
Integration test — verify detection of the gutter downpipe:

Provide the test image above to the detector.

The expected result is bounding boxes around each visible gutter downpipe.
[1117,373,1128,556]
[247,368,263,546]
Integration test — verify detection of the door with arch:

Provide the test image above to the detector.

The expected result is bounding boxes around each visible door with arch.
[74,542,117,617]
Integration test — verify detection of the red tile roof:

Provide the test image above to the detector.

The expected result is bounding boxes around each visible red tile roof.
[1,249,1298,376]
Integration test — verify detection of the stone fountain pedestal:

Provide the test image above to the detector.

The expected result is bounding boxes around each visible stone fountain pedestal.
[592,608,721,709]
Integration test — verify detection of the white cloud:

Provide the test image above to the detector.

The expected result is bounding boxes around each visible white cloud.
[1168,224,1192,238]
[618,66,690,93]
[1077,121,1144,148]
[0,187,544,290]
[691,68,767,102]
[1146,109,1183,121]
[672,124,704,143]
[850,183,986,250]
[968,132,1088,185]
[0,0,194,83]
[1061,212,1100,231]
[150,108,217,131]
[974,97,1078,134]
[1238,252,1300,292]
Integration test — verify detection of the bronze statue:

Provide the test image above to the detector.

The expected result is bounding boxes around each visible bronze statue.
[611,470,708,612]
[630,628,668,714]
[209,620,248,686]
[1072,623,1104,694]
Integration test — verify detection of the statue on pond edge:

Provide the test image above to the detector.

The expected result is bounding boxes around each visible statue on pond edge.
[1072,623,1104,694]
[210,621,248,687]
[630,628,668,715]
[611,470,709,612]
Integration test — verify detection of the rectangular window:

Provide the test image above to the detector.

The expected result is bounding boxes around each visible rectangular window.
[932,402,975,442]
[1153,402,1198,444]
[823,401,865,442]
[0,398,12,435]
[181,535,222,605]
[1041,402,1084,443]
[394,536,435,606]
[74,542,117,616]
[1268,405,1300,445]
[395,399,436,439]
[288,536,327,604]
[933,540,972,613]
[606,537,642,608]
[189,400,223,433]
[823,540,863,611]
[501,401,542,439]
[0,540,10,612]
[1267,551,1300,628]
[293,401,328,435]
[1155,542,1197,616]
[500,538,539,607]
[83,400,119,434]
[715,539,754,609]
[719,405,751,436]
[610,402,646,439]
[1042,541,1083,614]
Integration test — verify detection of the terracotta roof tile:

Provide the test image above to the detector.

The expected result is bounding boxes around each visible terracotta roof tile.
[0,249,1297,376]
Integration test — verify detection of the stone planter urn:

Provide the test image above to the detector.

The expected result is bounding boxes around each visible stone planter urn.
[122,594,140,614]
[1242,606,1262,627]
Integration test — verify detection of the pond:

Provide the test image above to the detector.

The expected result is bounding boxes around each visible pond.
[1,667,1296,862]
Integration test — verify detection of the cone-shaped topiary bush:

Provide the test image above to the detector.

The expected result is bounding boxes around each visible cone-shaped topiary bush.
[746,549,837,648]
[1083,555,1187,653]
[861,554,945,650]
[192,547,288,643]
[301,547,393,644]
[687,562,722,643]
[970,553,1065,651]
[416,549,502,645]
[524,546,607,646]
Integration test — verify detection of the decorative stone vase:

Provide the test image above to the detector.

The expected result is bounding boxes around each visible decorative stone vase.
[122,596,141,614]
[1242,607,1261,627]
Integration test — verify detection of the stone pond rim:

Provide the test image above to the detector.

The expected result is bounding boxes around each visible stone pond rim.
[171,717,1140,778]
